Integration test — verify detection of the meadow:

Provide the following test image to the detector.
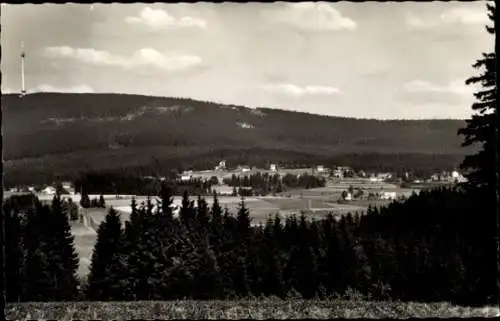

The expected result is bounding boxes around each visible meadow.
[5,299,499,320]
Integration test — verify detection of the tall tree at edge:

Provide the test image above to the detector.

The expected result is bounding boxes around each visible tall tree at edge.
[457,1,498,305]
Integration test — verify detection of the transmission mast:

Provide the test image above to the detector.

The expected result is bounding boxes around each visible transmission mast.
[19,41,27,97]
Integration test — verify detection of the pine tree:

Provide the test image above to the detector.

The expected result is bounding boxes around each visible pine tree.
[458,2,497,192]
[261,216,286,297]
[87,208,126,300]
[24,204,55,301]
[80,190,91,208]
[49,194,80,300]
[4,202,25,302]
[159,182,174,220]
[457,2,498,304]
[98,195,106,208]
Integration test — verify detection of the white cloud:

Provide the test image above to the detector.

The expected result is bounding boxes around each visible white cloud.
[125,7,207,30]
[401,79,473,95]
[263,83,341,97]
[35,84,95,93]
[262,2,356,31]
[406,6,489,30]
[440,7,489,25]
[45,46,202,72]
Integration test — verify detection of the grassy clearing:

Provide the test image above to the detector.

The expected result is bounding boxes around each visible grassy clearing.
[5,299,499,320]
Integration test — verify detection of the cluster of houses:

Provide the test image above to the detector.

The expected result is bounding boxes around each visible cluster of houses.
[7,181,75,196]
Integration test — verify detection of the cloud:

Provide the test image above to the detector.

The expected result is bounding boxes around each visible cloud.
[401,79,473,95]
[440,7,489,25]
[44,46,202,72]
[406,6,489,30]
[125,7,207,30]
[262,2,356,31]
[263,83,341,97]
[35,84,95,93]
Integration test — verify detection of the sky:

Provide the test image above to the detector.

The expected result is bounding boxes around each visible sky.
[0,2,494,119]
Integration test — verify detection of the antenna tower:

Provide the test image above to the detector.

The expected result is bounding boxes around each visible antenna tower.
[19,41,27,97]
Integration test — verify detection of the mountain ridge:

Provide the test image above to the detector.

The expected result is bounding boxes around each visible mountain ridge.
[1,92,474,185]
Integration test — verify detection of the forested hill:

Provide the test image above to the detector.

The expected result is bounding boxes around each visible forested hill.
[2,93,473,185]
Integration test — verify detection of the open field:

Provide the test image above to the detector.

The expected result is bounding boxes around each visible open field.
[70,222,97,278]
[5,300,499,320]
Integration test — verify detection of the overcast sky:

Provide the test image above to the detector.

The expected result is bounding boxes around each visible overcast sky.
[1,2,493,119]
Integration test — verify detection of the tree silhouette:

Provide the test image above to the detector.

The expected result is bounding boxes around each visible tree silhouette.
[457,1,498,304]
[87,208,126,300]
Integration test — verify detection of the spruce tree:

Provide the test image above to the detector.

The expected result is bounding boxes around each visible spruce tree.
[98,195,106,208]
[24,205,55,301]
[458,2,497,192]
[87,208,126,300]
[159,182,174,220]
[457,2,498,304]
[80,190,91,208]
[49,194,80,300]
[4,202,25,302]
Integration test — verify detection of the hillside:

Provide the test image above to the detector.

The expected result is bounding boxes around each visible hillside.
[1,93,473,185]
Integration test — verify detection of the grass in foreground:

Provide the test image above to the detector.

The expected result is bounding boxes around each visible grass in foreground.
[5,299,499,320]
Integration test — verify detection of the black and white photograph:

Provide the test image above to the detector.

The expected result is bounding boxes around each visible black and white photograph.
[1,1,499,319]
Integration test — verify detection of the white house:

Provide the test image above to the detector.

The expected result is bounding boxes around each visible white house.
[377,173,392,181]
[381,191,397,200]
[215,160,226,171]
[270,164,277,172]
[42,186,56,195]
[316,165,325,173]
[241,166,251,173]
[344,192,353,201]
[332,169,344,178]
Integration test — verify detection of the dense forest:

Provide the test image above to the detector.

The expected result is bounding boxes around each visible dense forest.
[3,185,496,305]
[2,90,470,187]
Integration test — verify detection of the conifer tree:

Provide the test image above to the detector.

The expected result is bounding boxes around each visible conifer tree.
[49,194,80,300]
[87,208,126,300]
[457,2,498,303]
[4,202,25,302]
[80,190,91,208]
[458,2,497,192]
[24,205,55,301]
[98,195,106,208]
[159,182,174,220]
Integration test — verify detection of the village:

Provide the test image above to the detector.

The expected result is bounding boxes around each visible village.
[6,159,467,219]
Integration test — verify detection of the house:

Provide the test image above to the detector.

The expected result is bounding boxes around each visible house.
[240,166,251,173]
[316,165,325,173]
[332,168,344,178]
[180,171,193,181]
[62,181,75,194]
[377,173,392,181]
[381,191,397,200]
[270,164,277,172]
[215,160,226,171]
[369,176,382,183]
[42,186,56,195]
